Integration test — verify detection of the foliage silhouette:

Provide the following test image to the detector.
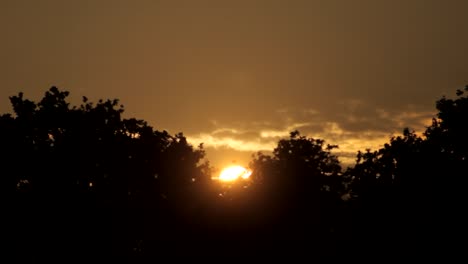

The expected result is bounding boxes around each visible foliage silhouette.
[2,87,210,260]
[249,131,346,258]
[2,85,467,260]
[342,86,468,260]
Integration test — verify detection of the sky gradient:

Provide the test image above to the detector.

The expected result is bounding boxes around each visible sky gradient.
[2,0,468,169]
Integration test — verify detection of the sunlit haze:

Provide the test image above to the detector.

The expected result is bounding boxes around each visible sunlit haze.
[2,0,468,168]
[2,1,466,260]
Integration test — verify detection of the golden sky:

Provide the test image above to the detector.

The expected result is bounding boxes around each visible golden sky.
[2,0,468,168]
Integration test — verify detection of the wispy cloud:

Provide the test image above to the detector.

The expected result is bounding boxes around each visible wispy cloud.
[189,133,276,152]
[187,102,436,167]
[259,122,311,139]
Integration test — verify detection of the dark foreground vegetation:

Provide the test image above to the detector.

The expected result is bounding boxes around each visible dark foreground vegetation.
[2,86,466,261]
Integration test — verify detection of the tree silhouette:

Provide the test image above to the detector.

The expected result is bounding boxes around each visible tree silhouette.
[343,86,468,260]
[1,87,211,260]
[3,85,468,260]
[249,130,345,258]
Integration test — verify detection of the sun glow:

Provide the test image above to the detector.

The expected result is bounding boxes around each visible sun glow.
[217,165,252,182]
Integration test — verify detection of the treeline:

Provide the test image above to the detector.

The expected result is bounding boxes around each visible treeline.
[1,86,466,261]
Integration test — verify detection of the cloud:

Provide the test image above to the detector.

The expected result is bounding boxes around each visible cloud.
[189,133,275,152]
[259,122,312,139]
[187,101,436,167]
[302,108,320,115]
[334,99,435,133]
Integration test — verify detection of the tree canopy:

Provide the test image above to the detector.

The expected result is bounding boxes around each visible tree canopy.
[2,85,466,260]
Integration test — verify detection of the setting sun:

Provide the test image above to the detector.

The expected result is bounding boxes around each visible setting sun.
[217,165,252,182]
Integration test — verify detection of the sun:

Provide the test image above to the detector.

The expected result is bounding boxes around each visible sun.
[217,165,252,182]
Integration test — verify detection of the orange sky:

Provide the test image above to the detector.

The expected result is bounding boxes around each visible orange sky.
[2,0,468,169]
